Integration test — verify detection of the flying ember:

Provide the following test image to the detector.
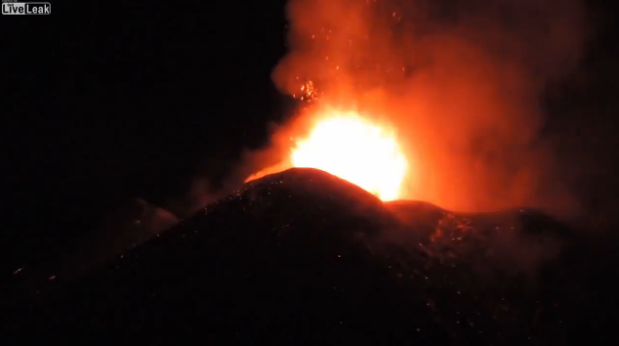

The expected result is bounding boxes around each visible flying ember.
[290,110,408,201]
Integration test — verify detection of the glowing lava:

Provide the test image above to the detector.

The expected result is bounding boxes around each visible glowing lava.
[246,108,409,201]
[291,111,407,201]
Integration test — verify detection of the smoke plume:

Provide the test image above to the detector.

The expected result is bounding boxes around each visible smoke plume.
[262,0,588,217]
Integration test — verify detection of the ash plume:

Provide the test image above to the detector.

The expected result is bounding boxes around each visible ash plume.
[268,0,588,218]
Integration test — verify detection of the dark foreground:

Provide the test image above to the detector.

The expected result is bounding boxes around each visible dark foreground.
[4,168,618,344]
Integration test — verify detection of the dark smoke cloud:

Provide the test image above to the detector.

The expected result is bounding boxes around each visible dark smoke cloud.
[268,0,587,218]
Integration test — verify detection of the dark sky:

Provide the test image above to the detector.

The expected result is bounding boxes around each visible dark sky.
[2,0,293,261]
[2,0,619,265]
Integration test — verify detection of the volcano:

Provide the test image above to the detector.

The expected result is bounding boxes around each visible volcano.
[5,168,618,344]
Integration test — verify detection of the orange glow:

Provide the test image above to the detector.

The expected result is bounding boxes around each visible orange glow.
[291,110,407,201]
[246,107,409,202]
[243,0,585,215]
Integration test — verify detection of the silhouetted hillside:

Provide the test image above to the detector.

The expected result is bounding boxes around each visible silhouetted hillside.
[5,168,617,344]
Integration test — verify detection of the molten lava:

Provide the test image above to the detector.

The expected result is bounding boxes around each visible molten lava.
[247,108,409,201]
[291,111,407,201]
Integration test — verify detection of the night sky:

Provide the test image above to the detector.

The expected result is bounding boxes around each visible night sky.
[2,0,619,269]
[3,1,295,264]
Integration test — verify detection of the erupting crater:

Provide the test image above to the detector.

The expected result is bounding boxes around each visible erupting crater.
[248,108,409,201]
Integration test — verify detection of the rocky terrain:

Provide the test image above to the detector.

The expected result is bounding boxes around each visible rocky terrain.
[4,168,617,344]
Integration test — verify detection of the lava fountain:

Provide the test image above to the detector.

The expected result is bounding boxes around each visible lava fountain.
[246,107,409,201]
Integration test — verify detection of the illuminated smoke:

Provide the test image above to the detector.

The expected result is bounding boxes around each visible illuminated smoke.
[266,0,586,216]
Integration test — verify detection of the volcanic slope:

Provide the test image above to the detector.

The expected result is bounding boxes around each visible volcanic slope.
[11,168,618,344]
